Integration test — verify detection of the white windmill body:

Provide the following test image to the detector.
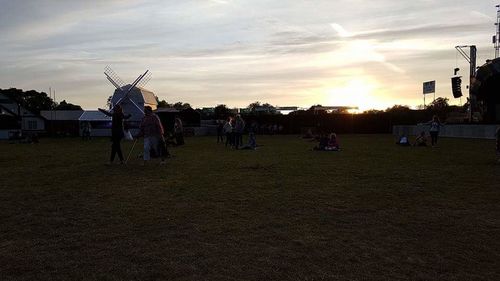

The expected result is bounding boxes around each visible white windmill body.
[110,85,157,123]
[103,67,158,132]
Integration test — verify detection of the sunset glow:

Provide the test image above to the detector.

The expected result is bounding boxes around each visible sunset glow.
[0,1,496,110]
[325,79,380,112]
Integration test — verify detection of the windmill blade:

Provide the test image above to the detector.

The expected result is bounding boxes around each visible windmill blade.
[137,71,152,88]
[105,73,122,90]
[110,70,149,110]
[104,66,125,89]
[128,98,145,114]
[127,70,149,91]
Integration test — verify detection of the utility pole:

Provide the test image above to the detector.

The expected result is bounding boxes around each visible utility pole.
[455,45,477,122]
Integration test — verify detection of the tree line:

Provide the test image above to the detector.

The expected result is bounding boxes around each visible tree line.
[3,87,466,119]
[0,88,82,114]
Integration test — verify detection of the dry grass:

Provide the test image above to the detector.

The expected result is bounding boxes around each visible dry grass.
[0,135,499,280]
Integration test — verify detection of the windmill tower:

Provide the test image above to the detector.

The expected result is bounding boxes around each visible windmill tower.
[103,66,157,128]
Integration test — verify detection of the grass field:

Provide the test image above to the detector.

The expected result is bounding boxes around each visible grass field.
[1,135,499,280]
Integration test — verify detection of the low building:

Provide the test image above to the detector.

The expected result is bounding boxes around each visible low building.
[78,110,112,137]
[0,93,45,139]
[40,110,84,136]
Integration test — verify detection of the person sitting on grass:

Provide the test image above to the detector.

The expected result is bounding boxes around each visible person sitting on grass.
[313,133,329,151]
[414,131,428,147]
[325,133,340,151]
[396,134,410,146]
[240,132,257,150]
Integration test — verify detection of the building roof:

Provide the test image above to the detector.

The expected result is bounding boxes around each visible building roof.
[136,86,157,105]
[79,110,112,121]
[40,110,83,121]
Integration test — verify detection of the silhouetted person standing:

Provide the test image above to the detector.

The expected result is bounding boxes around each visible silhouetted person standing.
[217,120,224,143]
[174,117,184,146]
[101,105,130,165]
[137,106,165,165]
[234,115,245,149]
[426,115,444,147]
[224,117,233,147]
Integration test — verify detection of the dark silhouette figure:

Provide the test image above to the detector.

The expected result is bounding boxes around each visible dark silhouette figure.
[217,120,224,143]
[425,115,444,147]
[174,117,184,146]
[101,105,131,164]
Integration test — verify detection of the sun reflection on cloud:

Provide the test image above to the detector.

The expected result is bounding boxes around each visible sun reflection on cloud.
[323,78,388,111]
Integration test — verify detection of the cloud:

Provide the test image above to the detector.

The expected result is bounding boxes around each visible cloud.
[330,23,353,38]
[0,0,497,109]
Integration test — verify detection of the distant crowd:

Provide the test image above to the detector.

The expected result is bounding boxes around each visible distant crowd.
[7,107,499,164]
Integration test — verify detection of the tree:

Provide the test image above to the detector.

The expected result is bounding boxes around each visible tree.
[307,104,327,114]
[214,104,230,119]
[427,97,449,111]
[363,109,384,114]
[1,88,56,114]
[155,96,173,108]
[385,105,411,113]
[261,102,274,109]
[246,101,276,114]
[156,98,172,108]
[462,97,470,112]
[55,100,82,111]
[173,102,192,110]
[247,101,261,111]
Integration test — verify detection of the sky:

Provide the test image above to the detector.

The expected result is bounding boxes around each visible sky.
[0,0,498,111]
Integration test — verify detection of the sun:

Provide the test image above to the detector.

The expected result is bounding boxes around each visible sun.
[325,78,382,112]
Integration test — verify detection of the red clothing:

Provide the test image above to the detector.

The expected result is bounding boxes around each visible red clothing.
[139,114,164,137]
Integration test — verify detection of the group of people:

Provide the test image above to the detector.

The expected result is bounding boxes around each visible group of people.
[103,107,500,164]
[313,132,340,151]
[397,132,429,147]
[217,115,246,148]
[216,115,259,150]
[397,115,445,147]
[103,105,172,165]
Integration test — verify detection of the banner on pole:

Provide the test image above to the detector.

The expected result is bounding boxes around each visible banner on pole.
[423,81,435,95]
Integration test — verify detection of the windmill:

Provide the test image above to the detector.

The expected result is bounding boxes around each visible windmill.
[100,66,158,129]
